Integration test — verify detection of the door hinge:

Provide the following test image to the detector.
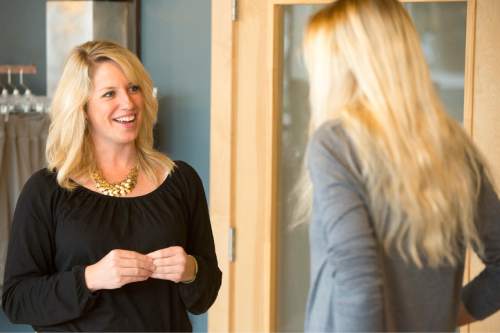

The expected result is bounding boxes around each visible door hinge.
[231,0,238,21]
[228,227,236,262]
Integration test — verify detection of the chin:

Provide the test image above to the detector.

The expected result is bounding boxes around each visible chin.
[114,135,139,145]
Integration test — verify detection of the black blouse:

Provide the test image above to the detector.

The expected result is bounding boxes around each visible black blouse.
[2,161,222,332]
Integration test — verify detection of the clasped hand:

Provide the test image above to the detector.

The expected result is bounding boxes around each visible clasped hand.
[85,247,197,292]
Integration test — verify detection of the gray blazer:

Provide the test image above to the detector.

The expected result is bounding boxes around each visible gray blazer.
[305,121,500,332]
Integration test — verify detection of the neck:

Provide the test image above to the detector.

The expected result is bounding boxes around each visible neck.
[91,139,138,173]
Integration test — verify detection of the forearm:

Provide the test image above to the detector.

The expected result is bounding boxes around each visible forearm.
[2,266,96,326]
[178,256,222,314]
[457,301,476,326]
[461,265,500,320]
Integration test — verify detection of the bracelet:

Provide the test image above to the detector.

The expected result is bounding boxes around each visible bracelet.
[182,255,198,284]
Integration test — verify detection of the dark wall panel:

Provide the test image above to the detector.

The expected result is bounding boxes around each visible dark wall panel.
[141,0,211,195]
[141,0,211,331]
[0,0,46,95]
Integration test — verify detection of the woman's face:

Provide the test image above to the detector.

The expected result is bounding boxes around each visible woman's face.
[86,61,144,147]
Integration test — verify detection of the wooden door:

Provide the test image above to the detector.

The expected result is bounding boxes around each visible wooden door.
[209,0,500,331]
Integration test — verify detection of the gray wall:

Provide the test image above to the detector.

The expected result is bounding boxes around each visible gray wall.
[141,1,212,330]
[142,0,211,193]
[0,0,46,95]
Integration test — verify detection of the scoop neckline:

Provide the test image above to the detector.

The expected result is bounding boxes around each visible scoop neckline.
[74,169,174,201]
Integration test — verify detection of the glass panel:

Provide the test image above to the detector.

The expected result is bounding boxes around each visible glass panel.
[404,3,467,122]
[277,3,467,332]
[277,6,320,332]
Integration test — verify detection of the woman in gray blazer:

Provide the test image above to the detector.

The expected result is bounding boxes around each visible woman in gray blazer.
[302,0,500,331]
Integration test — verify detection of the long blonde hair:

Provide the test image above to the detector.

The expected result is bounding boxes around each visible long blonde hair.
[46,40,174,189]
[304,0,488,267]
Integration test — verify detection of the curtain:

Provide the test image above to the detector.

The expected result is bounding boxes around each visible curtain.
[0,113,50,292]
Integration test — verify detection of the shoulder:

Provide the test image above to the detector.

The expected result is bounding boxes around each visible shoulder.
[171,161,202,182]
[15,169,60,222]
[308,120,350,159]
[306,121,364,195]
[308,120,356,170]
[173,160,199,176]
[18,169,60,208]
[169,161,205,192]
[310,119,347,144]
[22,168,59,194]
[166,161,207,207]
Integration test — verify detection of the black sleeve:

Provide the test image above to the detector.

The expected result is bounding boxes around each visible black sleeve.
[461,175,500,320]
[175,162,222,314]
[1,170,97,326]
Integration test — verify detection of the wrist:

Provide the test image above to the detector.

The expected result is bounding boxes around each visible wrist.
[182,255,198,284]
[84,265,98,292]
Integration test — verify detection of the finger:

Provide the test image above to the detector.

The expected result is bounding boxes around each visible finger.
[115,249,153,261]
[151,256,183,267]
[119,275,150,286]
[153,265,182,275]
[150,272,182,281]
[119,267,154,278]
[147,246,183,259]
[118,258,155,272]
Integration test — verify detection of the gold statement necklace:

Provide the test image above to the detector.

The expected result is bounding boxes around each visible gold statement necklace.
[90,165,139,197]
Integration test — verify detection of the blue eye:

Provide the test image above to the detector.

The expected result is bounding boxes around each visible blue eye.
[102,90,115,98]
[129,85,141,93]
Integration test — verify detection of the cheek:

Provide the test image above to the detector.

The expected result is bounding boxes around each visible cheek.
[137,110,146,129]
[85,108,100,127]
[86,115,105,133]
[134,95,145,109]
[135,97,146,119]
[86,103,113,128]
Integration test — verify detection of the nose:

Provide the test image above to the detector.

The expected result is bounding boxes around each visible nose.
[119,91,134,109]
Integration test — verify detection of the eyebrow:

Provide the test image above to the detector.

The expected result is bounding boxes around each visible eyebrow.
[96,83,136,92]
[97,86,116,92]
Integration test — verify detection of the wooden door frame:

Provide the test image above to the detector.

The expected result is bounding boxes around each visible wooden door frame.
[209,0,500,332]
[467,0,500,331]
[209,0,234,332]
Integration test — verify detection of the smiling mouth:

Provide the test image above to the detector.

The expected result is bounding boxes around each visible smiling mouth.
[113,115,136,124]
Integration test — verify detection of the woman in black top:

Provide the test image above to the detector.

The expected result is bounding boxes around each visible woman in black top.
[1,40,222,332]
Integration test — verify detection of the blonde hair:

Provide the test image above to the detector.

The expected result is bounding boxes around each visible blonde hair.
[303,0,489,267]
[46,40,174,189]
